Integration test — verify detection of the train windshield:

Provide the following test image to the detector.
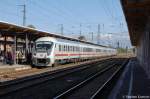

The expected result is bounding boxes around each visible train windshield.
[35,41,53,52]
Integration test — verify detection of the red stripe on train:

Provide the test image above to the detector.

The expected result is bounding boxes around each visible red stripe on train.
[55,53,99,56]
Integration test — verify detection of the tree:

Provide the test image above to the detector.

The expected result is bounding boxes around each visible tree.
[27,24,36,29]
[78,35,86,41]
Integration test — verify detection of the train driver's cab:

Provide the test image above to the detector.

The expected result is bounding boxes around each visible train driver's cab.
[32,41,54,66]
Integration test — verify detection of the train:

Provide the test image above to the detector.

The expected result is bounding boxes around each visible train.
[32,37,117,67]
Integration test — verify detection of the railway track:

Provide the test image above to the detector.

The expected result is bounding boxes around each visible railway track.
[0,57,112,81]
[53,59,129,99]
[91,59,129,99]
[0,58,127,99]
[0,58,113,97]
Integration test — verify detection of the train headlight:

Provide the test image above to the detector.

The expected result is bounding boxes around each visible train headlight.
[47,51,50,56]
[33,52,36,56]
[47,52,50,56]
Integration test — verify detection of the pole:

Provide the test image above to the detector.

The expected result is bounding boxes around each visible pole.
[117,41,120,48]
[13,35,16,64]
[91,32,93,42]
[25,33,28,53]
[4,36,6,64]
[79,24,82,36]
[97,24,100,44]
[18,4,26,26]
[23,4,26,26]
[25,32,29,63]
[60,24,63,35]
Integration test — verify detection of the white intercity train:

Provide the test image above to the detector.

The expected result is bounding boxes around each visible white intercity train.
[32,37,117,67]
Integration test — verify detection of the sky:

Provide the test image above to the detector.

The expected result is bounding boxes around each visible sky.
[0,0,131,48]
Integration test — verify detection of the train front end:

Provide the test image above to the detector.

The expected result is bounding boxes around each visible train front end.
[32,39,55,67]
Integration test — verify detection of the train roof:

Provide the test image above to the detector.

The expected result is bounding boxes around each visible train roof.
[36,37,115,50]
[0,21,115,49]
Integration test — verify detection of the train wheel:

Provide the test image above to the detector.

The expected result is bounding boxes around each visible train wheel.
[52,62,58,67]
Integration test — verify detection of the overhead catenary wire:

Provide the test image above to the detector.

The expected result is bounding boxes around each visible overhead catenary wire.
[43,0,82,24]
[30,0,79,25]
[28,0,80,35]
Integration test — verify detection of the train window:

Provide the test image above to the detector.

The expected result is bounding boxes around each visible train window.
[83,48,85,52]
[64,45,65,51]
[70,46,72,52]
[61,45,63,51]
[66,45,67,51]
[59,45,61,51]
[68,46,69,51]
[66,45,68,51]
[65,45,67,51]
[77,47,79,51]
[96,49,100,52]
[63,45,65,51]
[76,47,77,52]
[73,47,75,52]
[72,46,73,52]
[69,46,71,51]
[96,49,97,52]
[74,46,75,52]
[75,47,77,52]
[73,46,75,52]
[68,46,70,51]
[65,45,66,51]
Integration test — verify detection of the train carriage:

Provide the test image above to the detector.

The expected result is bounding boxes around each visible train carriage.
[32,37,117,67]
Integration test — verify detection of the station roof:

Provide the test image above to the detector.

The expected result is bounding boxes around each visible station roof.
[0,21,112,48]
[121,0,150,46]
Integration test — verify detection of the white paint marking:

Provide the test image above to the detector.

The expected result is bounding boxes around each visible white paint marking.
[128,62,133,96]
[15,66,31,71]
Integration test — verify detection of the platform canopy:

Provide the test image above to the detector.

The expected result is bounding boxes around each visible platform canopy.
[121,0,150,46]
[0,21,110,48]
[0,21,76,41]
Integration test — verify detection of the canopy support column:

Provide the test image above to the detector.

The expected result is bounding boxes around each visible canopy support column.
[13,34,16,64]
[25,33,29,63]
[4,35,6,64]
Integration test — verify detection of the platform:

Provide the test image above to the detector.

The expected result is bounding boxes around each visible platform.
[109,58,150,99]
[0,64,31,73]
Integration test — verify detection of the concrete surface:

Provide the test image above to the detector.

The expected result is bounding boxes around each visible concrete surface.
[0,64,31,73]
[109,58,150,99]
